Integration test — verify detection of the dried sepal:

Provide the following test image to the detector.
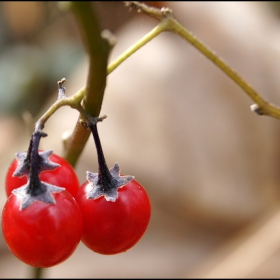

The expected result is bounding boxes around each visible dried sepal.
[13,150,60,177]
[86,162,134,202]
[12,182,65,210]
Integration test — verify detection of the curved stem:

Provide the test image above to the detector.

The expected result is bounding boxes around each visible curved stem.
[35,88,85,131]
[125,1,280,119]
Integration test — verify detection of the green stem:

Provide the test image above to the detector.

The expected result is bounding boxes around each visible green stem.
[35,84,85,131]
[165,17,280,118]
[62,2,113,167]
[125,1,280,119]
[107,23,165,74]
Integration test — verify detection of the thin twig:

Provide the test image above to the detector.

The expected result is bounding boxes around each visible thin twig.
[124,1,280,120]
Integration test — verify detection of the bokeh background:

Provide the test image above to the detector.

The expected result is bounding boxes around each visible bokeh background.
[1,1,280,277]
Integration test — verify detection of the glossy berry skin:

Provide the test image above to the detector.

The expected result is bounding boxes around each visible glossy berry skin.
[1,191,83,268]
[5,152,80,198]
[75,179,151,255]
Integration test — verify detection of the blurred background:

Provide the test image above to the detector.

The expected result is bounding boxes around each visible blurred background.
[1,1,280,277]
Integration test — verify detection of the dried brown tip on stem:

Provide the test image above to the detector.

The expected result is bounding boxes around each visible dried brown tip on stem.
[250,104,264,116]
[124,1,172,20]
[58,78,67,86]
[58,78,67,99]
[101,30,117,48]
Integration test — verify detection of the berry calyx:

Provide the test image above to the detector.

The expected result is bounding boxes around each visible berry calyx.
[85,120,134,201]
[12,130,64,210]
[13,150,60,178]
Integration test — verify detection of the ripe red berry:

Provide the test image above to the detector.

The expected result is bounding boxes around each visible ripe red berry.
[76,166,151,255]
[2,190,83,268]
[2,130,82,268]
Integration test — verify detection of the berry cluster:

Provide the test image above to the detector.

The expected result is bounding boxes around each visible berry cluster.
[2,117,151,268]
